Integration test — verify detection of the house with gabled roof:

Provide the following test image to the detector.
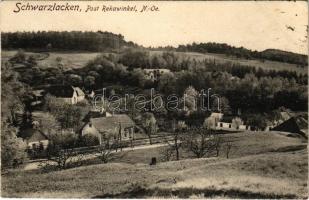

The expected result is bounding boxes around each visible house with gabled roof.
[81,114,135,144]
[46,85,85,105]
[22,128,49,150]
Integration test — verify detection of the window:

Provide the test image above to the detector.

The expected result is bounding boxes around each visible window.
[220,123,223,127]
[229,124,232,128]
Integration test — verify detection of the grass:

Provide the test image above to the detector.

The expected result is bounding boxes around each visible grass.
[1,50,101,69]
[1,131,307,198]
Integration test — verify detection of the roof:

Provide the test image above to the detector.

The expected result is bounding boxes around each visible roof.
[90,114,135,133]
[23,129,49,142]
[47,85,75,98]
[220,116,235,123]
[280,112,292,121]
[210,112,224,119]
[73,87,85,97]
[33,89,45,97]
[46,85,85,98]
[272,116,308,138]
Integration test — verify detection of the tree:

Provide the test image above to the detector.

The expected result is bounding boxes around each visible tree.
[183,127,219,158]
[45,132,79,169]
[11,49,26,63]
[183,86,199,113]
[232,117,244,128]
[67,74,83,86]
[211,96,231,114]
[44,96,83,131]
[246,114,267,130]
[141,112,157,144]
[96,135,114,163]
[1,123,28,169]
[163,120,186,161]
[84,75,96,88]
[225,141,232,159]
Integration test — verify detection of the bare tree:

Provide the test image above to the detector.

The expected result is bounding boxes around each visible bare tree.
[183,127,220,158]
[45,146,76,169]
[225,141,232,159]
[96,137,114,163]
[164,120,186,161]
[214,136,222,157]
[141,112,157,145]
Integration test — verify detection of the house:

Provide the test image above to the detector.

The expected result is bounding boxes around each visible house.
[46,85,85,105]
[271,116,308,138]
[22,129,49,150]
[81,114,135,144]
[206,113,250,131]
[144,69,171,81]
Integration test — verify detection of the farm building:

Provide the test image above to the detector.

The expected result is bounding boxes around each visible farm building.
[22,129,49,150]
[206,113,250,131]
[271,116,308,138]
[46,85,85,105]
[81,114,135,144]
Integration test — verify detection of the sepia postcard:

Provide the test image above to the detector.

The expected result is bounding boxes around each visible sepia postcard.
[0,1,308,198]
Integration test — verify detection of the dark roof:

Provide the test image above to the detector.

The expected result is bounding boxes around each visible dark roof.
[83,111,107,122]
[23,129,49,142]
[220,116,237,123]
[272,117,308,138]
[90,114,135,133]
[47,85,75,98]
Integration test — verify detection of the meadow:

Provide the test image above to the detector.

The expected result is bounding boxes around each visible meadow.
[2,131,307,198]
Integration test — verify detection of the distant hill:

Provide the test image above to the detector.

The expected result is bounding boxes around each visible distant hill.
[260,49,307,66]
[175,42,308,66]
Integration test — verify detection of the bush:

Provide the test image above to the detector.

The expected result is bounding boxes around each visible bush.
[1,124,28,169]
[80,134,100,147]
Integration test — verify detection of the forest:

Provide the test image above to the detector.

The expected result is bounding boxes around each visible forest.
[1,31,137,51]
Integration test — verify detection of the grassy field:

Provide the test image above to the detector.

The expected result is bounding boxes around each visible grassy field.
[2,131,307,198]
[2,50,307,74]
[150,51,307,74]
[1,50,101,69]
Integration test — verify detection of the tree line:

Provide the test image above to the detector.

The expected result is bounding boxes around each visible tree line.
[176,42,308,66]
[1,31,137,51]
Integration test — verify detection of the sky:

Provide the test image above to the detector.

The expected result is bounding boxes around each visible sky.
[1,1,308,54]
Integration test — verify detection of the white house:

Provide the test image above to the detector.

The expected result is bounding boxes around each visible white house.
[206,113,250,131]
